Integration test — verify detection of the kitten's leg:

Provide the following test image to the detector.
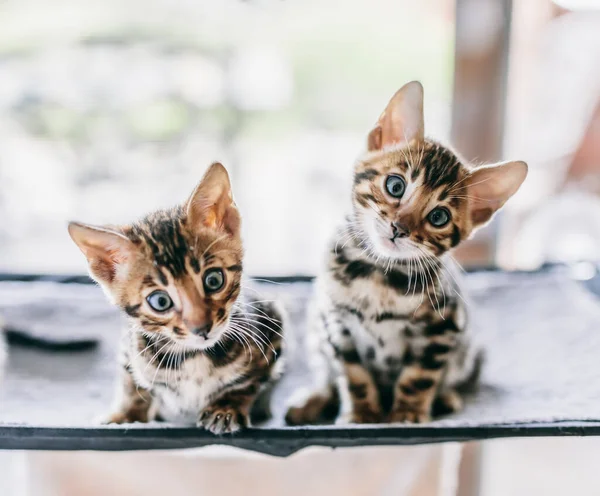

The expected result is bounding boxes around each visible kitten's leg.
[319,308,382,424]
[197,381,259,434]
[101,365,153,424]
[318,311,380,424]
[310,308,382,424]
[285,306,339,425]
[388,363,445,424]
[389,317,459,424]
[336,360,382,424]
[200,298,286,434]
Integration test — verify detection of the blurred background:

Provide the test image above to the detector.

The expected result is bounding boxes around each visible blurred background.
[0,0,596,276]
[0,0,453,275]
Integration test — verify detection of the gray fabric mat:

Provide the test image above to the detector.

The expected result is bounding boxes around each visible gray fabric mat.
[1,268,600,428]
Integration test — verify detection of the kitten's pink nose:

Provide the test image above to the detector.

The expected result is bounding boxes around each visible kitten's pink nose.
[186,322,212,338]
[391,221,410,239]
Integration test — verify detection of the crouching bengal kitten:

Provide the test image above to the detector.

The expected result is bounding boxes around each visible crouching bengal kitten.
[286,81,527,425]
[69,163,285,434]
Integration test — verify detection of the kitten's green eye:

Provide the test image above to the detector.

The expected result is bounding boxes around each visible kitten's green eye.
[146,290,173,312]
[385,175,406,198]
[203,268,225,293]
[428,207,451,227]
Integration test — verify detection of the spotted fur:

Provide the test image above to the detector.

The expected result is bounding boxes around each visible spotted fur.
[286,82,526,425]
[69,163,285,434]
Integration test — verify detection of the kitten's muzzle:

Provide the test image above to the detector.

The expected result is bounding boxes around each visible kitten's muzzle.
[391,221,410,240]
[189,322,212,338]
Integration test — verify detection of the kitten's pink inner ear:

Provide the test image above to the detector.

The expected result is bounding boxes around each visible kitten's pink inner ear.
[68,222,133,284]
[368,81,425,151]
[467,160,528,227]
[186,162,241,236]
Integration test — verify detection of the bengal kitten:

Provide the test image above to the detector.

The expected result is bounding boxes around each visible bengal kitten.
[69,163,285,434]
[286,81,527,425]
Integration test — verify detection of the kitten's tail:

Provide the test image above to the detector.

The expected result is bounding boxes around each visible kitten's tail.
[456,348,485,395]
[284,384,340,426]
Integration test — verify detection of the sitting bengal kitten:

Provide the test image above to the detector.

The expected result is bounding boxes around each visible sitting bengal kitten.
[286,81,527,425]
[69,163,285,434]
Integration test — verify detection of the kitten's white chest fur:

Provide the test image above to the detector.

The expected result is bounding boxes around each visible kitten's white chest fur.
[321,267,422,374]
[352,316,407,374]
[130,349,246,424]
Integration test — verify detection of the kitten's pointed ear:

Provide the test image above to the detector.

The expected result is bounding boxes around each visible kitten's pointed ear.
[186,162,241,236]
[368,81,425,151]
[68,222,135,286]
[468,160,528,228]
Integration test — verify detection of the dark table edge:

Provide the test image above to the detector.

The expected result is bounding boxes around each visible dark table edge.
[2,422,600,456]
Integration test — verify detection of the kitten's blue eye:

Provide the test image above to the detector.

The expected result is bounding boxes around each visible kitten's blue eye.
[428,207,451,227]
[203,269,225,293]
[146,290,173,312]
[385,175,406,198]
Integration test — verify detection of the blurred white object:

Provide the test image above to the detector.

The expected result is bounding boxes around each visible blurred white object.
[500,10,600,268]
[170,54,225,107]
[0,124,73,238]
[513,189,600,268]
[553,0,600,11]
[229,47,293,110]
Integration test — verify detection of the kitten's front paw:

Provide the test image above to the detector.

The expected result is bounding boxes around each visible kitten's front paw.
[388,405,430,424]
[197,406,248,434]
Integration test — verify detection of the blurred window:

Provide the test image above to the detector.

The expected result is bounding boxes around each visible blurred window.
[0,0,455,275]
